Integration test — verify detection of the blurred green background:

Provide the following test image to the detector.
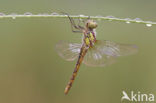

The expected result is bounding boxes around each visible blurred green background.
[0,0,156,103]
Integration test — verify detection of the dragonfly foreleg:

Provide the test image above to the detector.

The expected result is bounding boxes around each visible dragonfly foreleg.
[64,13,84,33]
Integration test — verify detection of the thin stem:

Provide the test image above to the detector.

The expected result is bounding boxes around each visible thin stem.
[0,13,156,26]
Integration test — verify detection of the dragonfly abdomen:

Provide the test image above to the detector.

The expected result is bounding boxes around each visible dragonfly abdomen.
[64,45,88,94]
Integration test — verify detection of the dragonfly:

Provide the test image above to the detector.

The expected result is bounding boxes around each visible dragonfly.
[55,14,138,95]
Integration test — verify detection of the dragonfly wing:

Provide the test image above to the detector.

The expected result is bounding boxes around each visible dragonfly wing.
[83,40,138,67]
[55,41,81,61]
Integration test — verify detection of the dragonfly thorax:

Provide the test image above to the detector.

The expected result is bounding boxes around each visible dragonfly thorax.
[84,31,96,47]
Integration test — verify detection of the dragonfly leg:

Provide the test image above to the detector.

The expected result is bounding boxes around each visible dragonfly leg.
[77,17,85,30]
[80,16,90,23]
[64,13,84,33]
[69,17,83,33]
[72,30,82,33]
[88,16,90,20]
[76,16,90,30]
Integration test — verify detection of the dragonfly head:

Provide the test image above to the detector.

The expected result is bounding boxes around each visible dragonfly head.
[86,20,97,29]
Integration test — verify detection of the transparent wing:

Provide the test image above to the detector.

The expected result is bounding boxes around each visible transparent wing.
[83,40,138,67]
[55,41,81,61]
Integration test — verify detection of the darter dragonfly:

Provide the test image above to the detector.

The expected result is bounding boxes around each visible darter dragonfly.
[55,14,138,94]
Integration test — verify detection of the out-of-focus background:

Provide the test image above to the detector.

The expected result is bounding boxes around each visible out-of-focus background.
[0,0,156,103]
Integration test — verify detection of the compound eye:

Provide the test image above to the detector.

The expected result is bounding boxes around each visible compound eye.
[88,21,97,29]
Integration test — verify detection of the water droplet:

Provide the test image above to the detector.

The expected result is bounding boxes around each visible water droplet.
[97,18,101,21]
[106,15,115,18]
[79,18,83,21]
[126,21,131,24]
[96,15,103,18]
[42,13,49,15]
[37,13,42,15]
[12,16,16,19]
[10,13,17,19]
[124,18,131,24]
[79,14,85,17]
[24,12,32,15]
[106,16,116,21]
[96,15,102,21]
[146,24,152,27]
[124,18,131,20]
[51,12,59,15]
[0,12,5,16]
[40,13,49,16]
[134,18,142,23]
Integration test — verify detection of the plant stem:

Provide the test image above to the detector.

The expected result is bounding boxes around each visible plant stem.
[0,13,155,26]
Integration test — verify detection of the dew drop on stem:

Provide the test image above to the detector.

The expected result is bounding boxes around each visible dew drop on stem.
[146,24,152,27]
